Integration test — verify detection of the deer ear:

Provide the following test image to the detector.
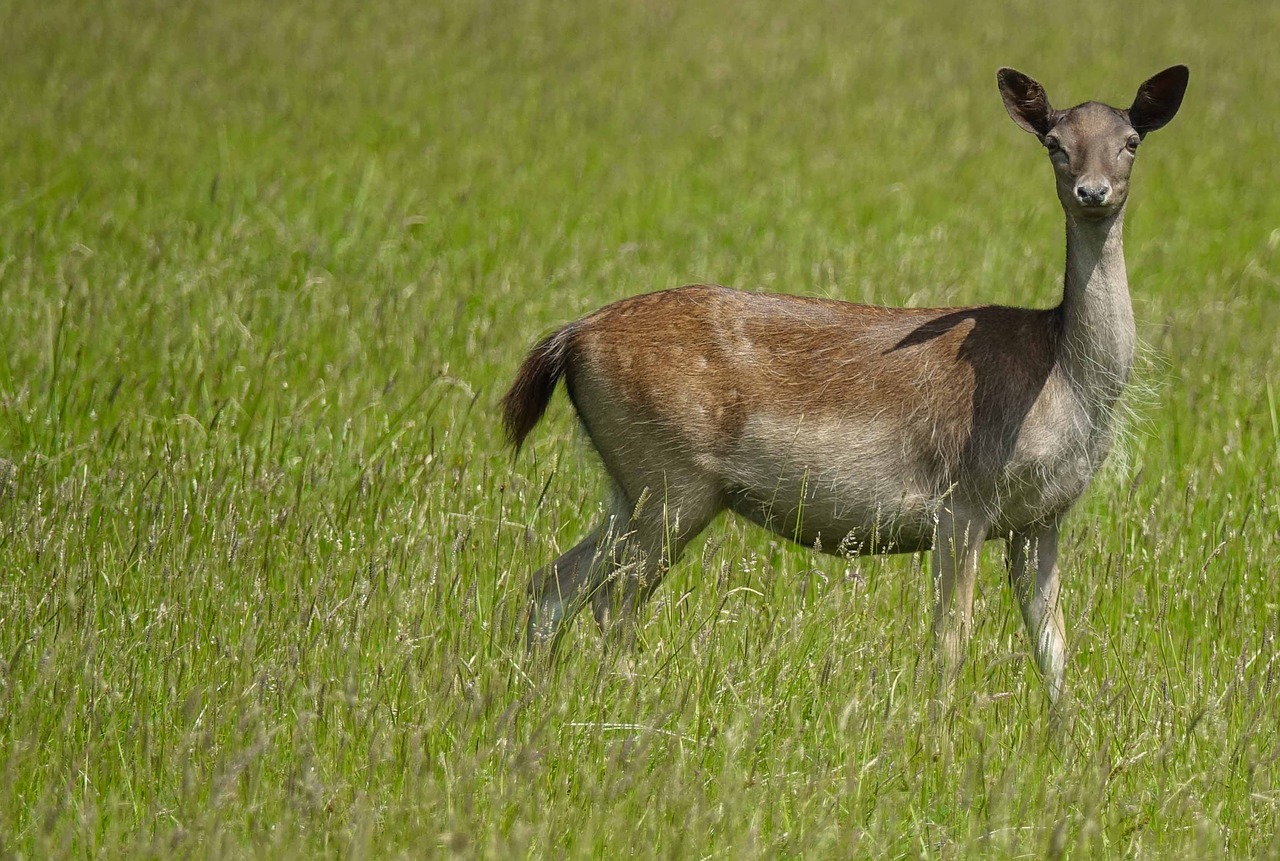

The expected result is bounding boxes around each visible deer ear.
[1129,65,1189,138]
[998,68,1057,138]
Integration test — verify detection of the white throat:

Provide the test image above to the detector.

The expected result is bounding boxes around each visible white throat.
[1057,207,1136,416]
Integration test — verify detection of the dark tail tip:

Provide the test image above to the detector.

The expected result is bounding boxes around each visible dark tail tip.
[502,328,572,452]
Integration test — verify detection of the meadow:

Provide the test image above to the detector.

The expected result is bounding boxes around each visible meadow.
[1,0,1278,857]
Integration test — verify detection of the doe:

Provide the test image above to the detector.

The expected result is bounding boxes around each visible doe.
[502,67,1187,701]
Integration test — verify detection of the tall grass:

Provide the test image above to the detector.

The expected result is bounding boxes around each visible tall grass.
[1,0,1278,857]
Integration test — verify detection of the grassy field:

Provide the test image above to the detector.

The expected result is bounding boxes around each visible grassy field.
[2,0,1279,857]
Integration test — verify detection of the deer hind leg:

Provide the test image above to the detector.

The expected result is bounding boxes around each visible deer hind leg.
[526,478,721,651]
[525,517,617,651]
[1007,523,1066,703]
[589,478,722,647]
[932,503,989,681]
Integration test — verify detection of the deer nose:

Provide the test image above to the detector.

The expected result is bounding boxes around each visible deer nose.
[1075,182,1110,206]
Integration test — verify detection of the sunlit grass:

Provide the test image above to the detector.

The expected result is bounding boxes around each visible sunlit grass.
[1,0,1278,857]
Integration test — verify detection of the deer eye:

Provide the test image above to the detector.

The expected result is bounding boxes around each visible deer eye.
[1044,136,1061,153]
[1126,134,1140,152]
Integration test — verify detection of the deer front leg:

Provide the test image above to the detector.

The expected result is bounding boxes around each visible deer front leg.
[1008,523,1066,703]
[932,506,988,682]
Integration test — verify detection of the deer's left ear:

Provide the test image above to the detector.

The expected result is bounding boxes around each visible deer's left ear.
[1129,65,1189,138]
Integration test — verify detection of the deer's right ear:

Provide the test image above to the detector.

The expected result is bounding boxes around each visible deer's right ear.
[998,68,1057,138]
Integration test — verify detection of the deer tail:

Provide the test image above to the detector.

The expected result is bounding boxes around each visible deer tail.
[501,325,576,452]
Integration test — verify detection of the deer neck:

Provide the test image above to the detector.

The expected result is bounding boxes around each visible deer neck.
[1056,206,1136,418]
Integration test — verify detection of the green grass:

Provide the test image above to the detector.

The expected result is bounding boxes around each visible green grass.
[2,0,1279,857]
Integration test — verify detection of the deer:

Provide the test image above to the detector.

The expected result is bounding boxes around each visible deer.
[501,66,1188,702]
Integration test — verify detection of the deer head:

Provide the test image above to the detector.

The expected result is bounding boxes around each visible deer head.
[998,66,1188,220]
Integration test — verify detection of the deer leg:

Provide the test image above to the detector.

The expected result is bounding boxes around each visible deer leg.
[590,484,720,647]
[1008,523,1066,703]
[526,513,623,651]
[932,505,988,680]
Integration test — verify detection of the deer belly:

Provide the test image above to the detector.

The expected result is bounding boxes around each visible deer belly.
[720,415,939,554]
